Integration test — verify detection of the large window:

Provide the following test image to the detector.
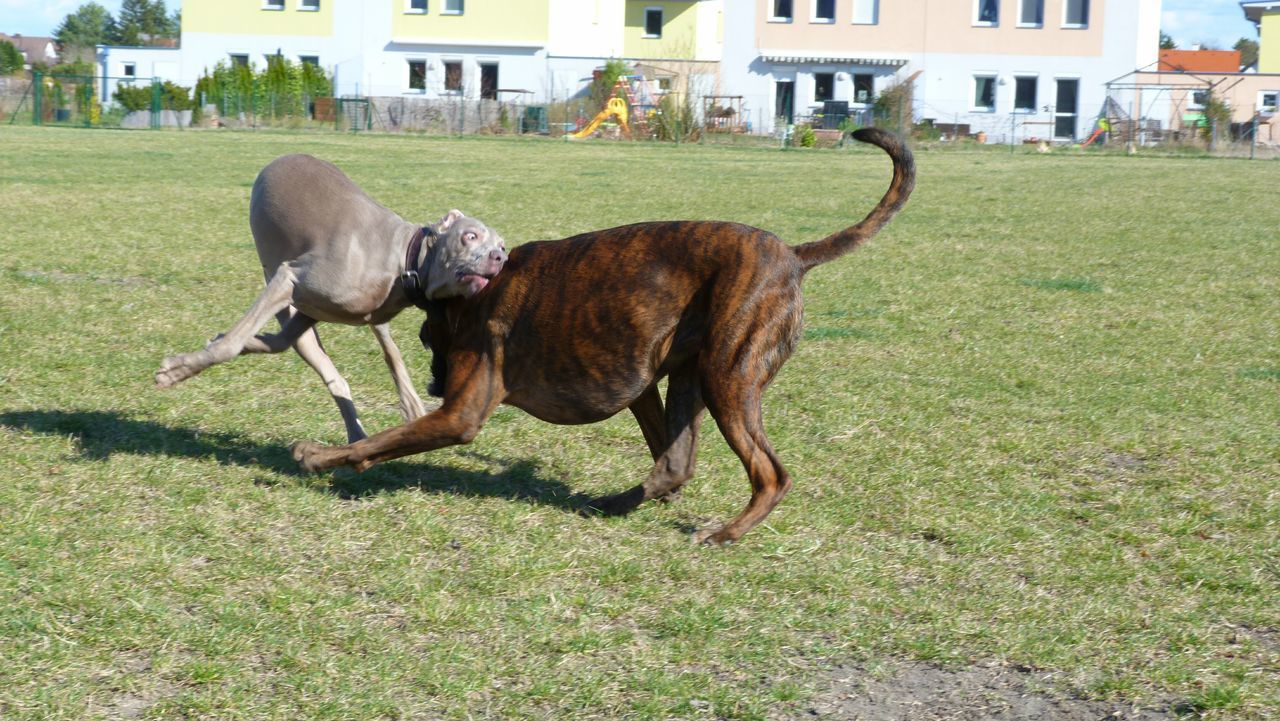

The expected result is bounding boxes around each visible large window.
[444,60,462,91]
[814,72,834,102]
[973,74,996,111]
[975,0,998,26]
[1019,0,1044,26]
[1014,76,1038,112]
[852,0,878,25]
[813,0,835,23]
[408,60,426,91]
[1063,0,1089,27]
[853,73,874,103]
[644,7,663,37]
[771,0,792,22]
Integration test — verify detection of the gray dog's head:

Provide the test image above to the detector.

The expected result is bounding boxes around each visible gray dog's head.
[423,209,507,298]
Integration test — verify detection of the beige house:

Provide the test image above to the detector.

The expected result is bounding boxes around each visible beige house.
[722,0,1160,139]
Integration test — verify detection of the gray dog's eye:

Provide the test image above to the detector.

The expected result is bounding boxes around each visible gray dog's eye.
[463,232,478,243]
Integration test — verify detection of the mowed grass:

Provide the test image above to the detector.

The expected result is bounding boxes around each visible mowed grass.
[0,126,1277,720]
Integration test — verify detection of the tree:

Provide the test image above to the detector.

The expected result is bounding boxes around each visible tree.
[1234,37,1259,69]
[0,40,23,75]
[1160,31,1176,50]
[115,0,178,46]
[54,2,117,52]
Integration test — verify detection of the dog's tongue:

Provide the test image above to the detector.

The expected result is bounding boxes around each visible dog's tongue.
[464,274,489,295]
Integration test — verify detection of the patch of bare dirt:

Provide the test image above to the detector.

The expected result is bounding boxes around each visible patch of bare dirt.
[775,661,1175,721]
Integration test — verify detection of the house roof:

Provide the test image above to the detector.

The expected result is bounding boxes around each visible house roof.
[0,33,59,64]
[1158,49,1241,73]
[1241,1,1280,25]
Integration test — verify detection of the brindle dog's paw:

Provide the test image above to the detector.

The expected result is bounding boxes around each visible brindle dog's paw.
[692,522,734,547]
[583,486,645,517]
[291,440,338,473]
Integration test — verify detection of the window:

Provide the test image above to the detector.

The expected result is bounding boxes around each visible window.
[644,7,663,37]
[408,60,426,91]
[1063,0,1088,27]
[1188,89,1208,110]
[775,79,795,123]
[656,76,673,91]
[853,73,874,103]
[444,60,462,91]
[299,55,319,67]
[1259,91,1279,114]
[973,74,996,111]
[230,54,249,68]
[480,63,498,100]
[813,0,835,23]
[975,0,998,26]
[300,0,319,9]
[407,0,426,12]
[1019,0,1044,26]
[443,0,463,14]
[263,0,283,9]
[814,72,834,102]
[122,62,136,78]
[771,0,792,22]
[852,0,878,24]
[1014,76,1037,112]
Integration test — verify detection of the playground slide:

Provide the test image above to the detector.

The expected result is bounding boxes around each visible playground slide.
[569,97,630,139]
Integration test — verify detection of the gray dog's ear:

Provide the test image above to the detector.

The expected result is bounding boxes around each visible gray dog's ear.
[432,209,465,234]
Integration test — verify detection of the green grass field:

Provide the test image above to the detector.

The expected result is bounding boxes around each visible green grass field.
[1,126,1277,720]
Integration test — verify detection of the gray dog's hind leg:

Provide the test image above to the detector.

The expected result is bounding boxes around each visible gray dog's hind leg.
[155,263,300,389]
[370,323,428,423]
[285,310,367,443]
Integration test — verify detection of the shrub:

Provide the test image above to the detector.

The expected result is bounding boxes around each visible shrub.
[114,83,152,112]
[0,40,22,75]
[794,123,816,148]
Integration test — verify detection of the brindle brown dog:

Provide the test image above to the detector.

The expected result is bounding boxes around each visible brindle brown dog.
[292,128,914,545]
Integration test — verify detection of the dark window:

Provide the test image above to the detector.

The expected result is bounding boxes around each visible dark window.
[408,60,426,90]
[123,62,136,77]
[300,0,319,9]
[977,0,998,24]
[1064,0,1089,26]
[775,80,794,123]
[480,63,498,100]
[444,61,462,91]
[645,8,663,37]
[264,0,283,9]
[1014,76,1037,111]
[409,0,426,11]
[815,0,835,21]
[773,0,792,20]
[974,76,995,110]
[444,0,463,13]
[299,55,319,67]
[1020,0,1044,25]
[853,73,873,103]
[230,54,249,68]
[814,72,834,102]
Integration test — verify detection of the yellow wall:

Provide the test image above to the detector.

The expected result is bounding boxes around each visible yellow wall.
[184,0,332,36]
[1261,13,1280,73]
[391,1,548,44]
[624,1,698,59]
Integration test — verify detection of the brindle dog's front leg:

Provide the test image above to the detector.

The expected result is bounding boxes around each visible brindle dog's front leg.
[292,353,504,473]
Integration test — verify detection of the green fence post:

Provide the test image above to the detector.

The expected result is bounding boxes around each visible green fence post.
[151,78,162,129]
[33,70,43,125]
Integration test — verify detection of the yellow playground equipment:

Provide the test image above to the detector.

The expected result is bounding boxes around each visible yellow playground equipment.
[569,96,630,139]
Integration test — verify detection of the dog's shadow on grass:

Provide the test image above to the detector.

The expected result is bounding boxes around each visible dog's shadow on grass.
[0,409,589,512]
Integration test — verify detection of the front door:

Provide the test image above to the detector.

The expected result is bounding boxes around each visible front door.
[480,63,498,100]
[1054,78,1079,140]
[775,80,795,125]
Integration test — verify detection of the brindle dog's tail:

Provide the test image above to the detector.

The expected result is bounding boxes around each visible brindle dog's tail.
[792,127,916,272]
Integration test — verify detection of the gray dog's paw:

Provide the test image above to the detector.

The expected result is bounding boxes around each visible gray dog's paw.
[155,354,197,389]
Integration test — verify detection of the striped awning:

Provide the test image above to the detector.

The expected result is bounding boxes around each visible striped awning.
[761,54,907,66]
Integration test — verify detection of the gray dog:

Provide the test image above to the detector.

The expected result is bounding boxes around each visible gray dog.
[156,154,507,441]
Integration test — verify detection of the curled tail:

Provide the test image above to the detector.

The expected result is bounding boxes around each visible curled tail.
[792,127,916,272]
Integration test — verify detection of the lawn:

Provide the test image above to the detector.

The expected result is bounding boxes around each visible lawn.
[0,126,1277,720]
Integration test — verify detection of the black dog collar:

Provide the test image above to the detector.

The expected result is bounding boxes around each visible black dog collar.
[401,225,438,310]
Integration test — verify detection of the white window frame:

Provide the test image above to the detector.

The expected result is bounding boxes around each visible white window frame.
[298,54,320,67]
[769,0,793,23]
[852,73,874,104]
[406,0,427,13]
[1062,0,1089,28]
[122,62,136,78]
[262,0,284,10]
[974,0,999,27]
[407,58,427,92]
[972,73,997,112]
[443,58,464,93]
[299,0,319,10]
[1018,0,1044,27]
[1188,89,1208,110]
[1258,90,1279,115]
[643,7,663,38]
[442,0,463,15]
[229,53,250,68]
[851,0,879,25]
[811,0,836,24]
[1013,74,1038,113]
